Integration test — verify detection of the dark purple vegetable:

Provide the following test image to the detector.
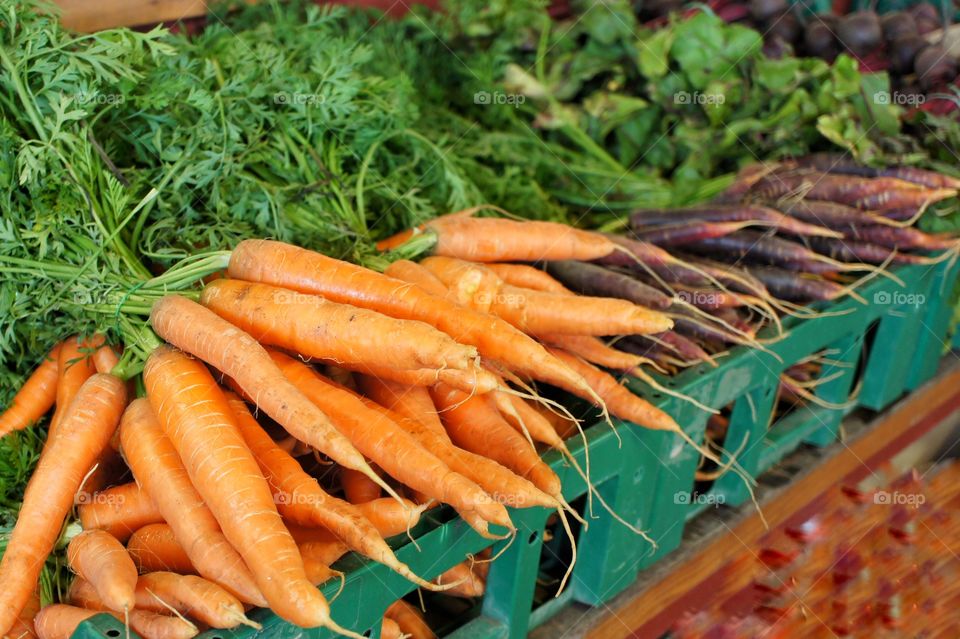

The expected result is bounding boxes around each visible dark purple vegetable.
[836,11,883,57]
[670,312,747,345]
[658,331,715,362]
[880,11,917,43]
[767,199,898,230]
[545,260,673,309]
[788,154,960,189]
[748,266,848,301]
[750,0,789,22]
[630,204,838,237]
[805,236,935,264]
[843,225,957,251]
[634,221,751,247]
[684,230,846,274]
[767,13,801,44]
[889,35,927,75]
[804,14,839,60]
[908,2,941,34]
[915,45,958,91]
[598,235,715,286]
[852,187,957,211]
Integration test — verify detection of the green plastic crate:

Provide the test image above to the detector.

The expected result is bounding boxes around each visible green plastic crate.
[69,261,958,639]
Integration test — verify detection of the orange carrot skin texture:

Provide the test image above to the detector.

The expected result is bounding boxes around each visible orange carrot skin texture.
[386,600,437,639]
[92,344,120,375]
[272,352,513,531]
[537,334,642,371]
[344,362,498,395]
[356,376,446,436]
[287,497,424,545]
[0,343,60,438]
[62,584,198,639]
[499,393,564,449]
[341,468,382,503]
[381,617,403,639]
[149,295,376,481]
[225,393,419,576]
[549,348,679,432]
[49,336,98,436]
[485,263,572,294]
[78,482,163,542]
[33,605,101,639]
[0,373,126,636]
[135,572,248,629]
[431,384,561,498]
[118,398,264,606]
[355,380,557,510]
[10,590,40,639]
[66,530,137,612]
[434,560,485,597]
[383,260,451,297]
[427,216,618,262]
[201,279,478,372]
[227,240,593,398]
[126,524,194,575]
[144,347,331,629]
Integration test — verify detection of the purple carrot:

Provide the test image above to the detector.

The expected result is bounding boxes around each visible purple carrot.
[629,205,840,237]
[684,230,851,274]
[747,266,849,301]
[747,170,928,205]
[851,188,957,211]
[712,164,775,203]
[877,207,924,221]
[790,153,960,190]
[805,236,936,265]
[680,255,773,297]
[842,225,958,251]
[598,234,715,286]
[633,221,753,247]
[670,310,748,345]
[658,331,715,362]
[672,285,749,310]
[767,200,900,230]
[545,260,673,310]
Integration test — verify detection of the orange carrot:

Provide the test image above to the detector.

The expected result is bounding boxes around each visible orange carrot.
[78,482,163,542]
[385,601,436,639]
[485,263,572,294]
[9,590,40,639]
[48,336,98,437]
[433,560,485,598]
[92,342,120,376]
[225,392,439,590]
[286,497,425,545]
[339,362,498,395]
[144,347,352,634]
[149,295,388,495]
[537,334,645,371]
[378,214,620,262]
[33,605,102,639]
[0,343,60,438]
[356,376,558,511]
[0,374,126,636]
[135,572,256,629]
[64,583,199,639]
[423,257,673,336]
[201,279,479,372]
[66,530,137,613]
[381,618,403,639]
[341,468,382,503]
[430,384,561,499]
[270,351,514,536]
[76,448,127,497]
[353,377,445,436]
[118,398,265,606]
[126,524,194,575]
[383,260,450,297]
[226,240,600,406]
[547,348,679,432]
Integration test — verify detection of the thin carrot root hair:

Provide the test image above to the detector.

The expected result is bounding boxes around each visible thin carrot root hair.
[886,199,930,228]
[555,507,577,596]
[781,377,855,410]
[144,589,197,634]
[629,367,719,415]
[668,304,772,358]
[329,569,347,603]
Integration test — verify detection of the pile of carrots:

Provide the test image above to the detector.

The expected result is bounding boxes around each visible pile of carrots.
[0,217,701,639]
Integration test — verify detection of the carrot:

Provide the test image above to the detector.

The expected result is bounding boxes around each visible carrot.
[422,257,673,336]
[385,601,436,639]
[286,497,426,545]
[629,206,840,238]
[78,482,163,542]
[341,360,499,395]
[224,392,442,591]
[353,376,445,436]
[0,343,60,438]
[143,347,352,634]
[226,240,602,406]
[134,572,257,629]
[377,213,621,262]
[0,373,126,636]
[843,225,958,251]
[537,334,647,371]
[356,376,559,511]
[852,188,956,210]
[433,560,485,597]
[341,469,382,503]
[383,260,451,296]
[430,384,560,498]
[687,231,868,274]
[66,530,137,613]
[92,342,120,376]
[126,524,194,575]
[791,154,960,189]
[33,605,102,639]
[48,336,98,437]
[483,263,572,294]
[9,590,40,639]
[545,261,672,310]
[381,617,403,639]
[76,448,127,497]
[806,236,937,264]
[200,279,479,372]
[748,266,850,301]
[118,398,265,606]
[65,583,199,639]
[269,351,514,536]
[149,295,390,496]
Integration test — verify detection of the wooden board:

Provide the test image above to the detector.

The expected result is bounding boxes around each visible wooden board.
[580,361,960,639]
